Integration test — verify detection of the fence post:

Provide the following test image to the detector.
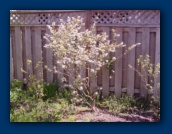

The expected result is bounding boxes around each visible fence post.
[45,27,53,83]
[14,27,23,80]
[102,27,110,97]
[23,27,33,78]
[127,28,136,97]
[140,28,150,98]
[10,33,13,83]
[115,28,123,98]
[33,27,43,80]
[154,28,160,100]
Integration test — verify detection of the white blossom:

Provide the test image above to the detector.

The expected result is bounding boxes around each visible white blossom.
[79,86,83,91]
[112,57,116,60]
[43,16,139,95]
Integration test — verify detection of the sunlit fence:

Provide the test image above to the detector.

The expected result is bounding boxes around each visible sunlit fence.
[10,10,160,98]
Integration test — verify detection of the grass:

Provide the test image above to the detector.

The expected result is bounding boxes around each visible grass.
[10,80,160,122]
[96,95,160,121]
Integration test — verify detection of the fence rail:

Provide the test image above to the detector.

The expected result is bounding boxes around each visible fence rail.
[10,10,160,98]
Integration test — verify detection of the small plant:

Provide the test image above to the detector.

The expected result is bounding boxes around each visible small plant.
[43,82,60,101]
[10,83,76,122]
[128,55,160,120]
[21,60,45,99]
[10,101,63,122]
[129,55,160,98]
[70,86,100,111]
[96,94,160,121]
[10,79,22,90]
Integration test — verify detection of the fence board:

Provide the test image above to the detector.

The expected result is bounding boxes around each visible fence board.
[149,32,156,65]
[140,28,150,98]
[115,28,123,98]
[68,63,74,85]
[23,27,33,78]
[53,53,58,83]
[102,27,110,97]
[149,32,156,87]
[90,27,97,92]
[14,27,23,80]
[10,34,13,82]
[122,31,128,88]
[109,29,115,87]
[135,31,142,89]
[79,26,86,88]
[97,30,102,87]
[11,31,16,79]
[33,27,43,80]
[45,27,53,83]
[41,30,47,81]
[57,58,64,84]
[154,28,160,99]
[22,30,26,79]
[127,28,136,97]
[97,68,102,86]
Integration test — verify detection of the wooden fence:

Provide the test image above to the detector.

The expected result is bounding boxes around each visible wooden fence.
[10,10,160,98]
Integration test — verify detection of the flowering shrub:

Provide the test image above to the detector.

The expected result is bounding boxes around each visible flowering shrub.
[129,55,160,100]
[44,16,140,110]
[129,55,160,120]
[21,60,45,99]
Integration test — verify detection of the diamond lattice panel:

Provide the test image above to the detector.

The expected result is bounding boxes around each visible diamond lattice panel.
[10,12,86,25]
[10,11,160,25]
[91,10,160,25]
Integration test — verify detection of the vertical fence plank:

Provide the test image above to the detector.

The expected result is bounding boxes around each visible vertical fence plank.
[96,30,102,87]
[115,28,123,98]
[57,57,63,84]
[149,32,156,65]
[149,32,156,88]
[68,62,74,86]
[10,33,13,83]
[140,28,150,98]
[14,27,23,80]
[23,27,33,78]
[127,28,136,97]
[122,31,128,88]
[45,27,53,83]
[67,23,75,85]
[90,26,97,92]
[102,27,110,97]
[11,31,17,79]
[53,52,58,83]
[109,29,115,88]
[41,29,47,82]
[135,31,142,89]
[33,27,43,80]
[79,26,86,87]
[68,69,74,86]
[154,28,160,99]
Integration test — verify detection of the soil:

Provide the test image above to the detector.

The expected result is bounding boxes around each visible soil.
[71,107,159,122]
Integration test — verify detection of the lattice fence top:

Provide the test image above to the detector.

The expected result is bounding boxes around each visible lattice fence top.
[10,10,160,26]
[91,10,160,25]
[10,11,86,25]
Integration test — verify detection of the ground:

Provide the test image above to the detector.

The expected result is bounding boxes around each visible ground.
[62,107,157,122]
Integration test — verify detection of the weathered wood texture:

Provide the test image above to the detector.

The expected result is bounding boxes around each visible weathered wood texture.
[140,28,150,98]
[114,28,123,98]
[102,27,110,97]
[14,27,23,80]
[23,27,33,79]
[10,10,160,98]
[10,34,13,83]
